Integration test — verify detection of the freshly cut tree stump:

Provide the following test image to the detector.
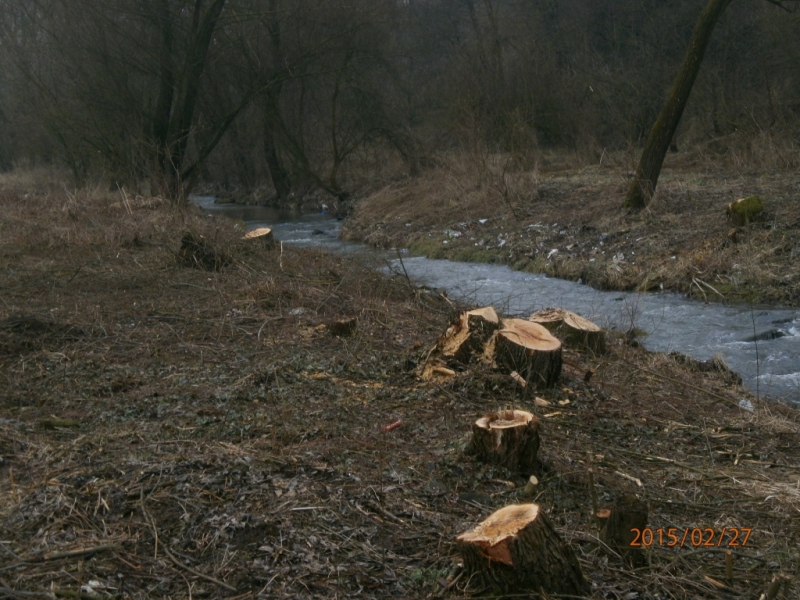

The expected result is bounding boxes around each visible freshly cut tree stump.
[529,307,605,354]
[492,319,562,387]
[440,306,500,362]
[243,227,276,247]
[600,495,648,567]
[456,504,586,596]
[471,410,540,473]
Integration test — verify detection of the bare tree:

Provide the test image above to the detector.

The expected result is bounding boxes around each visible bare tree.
[624,0,799,210]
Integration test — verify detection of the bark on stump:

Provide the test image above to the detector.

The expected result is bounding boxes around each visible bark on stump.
[492,319,562,387]
[456,504,587,596]
[471,410,540,473]
[421,306,499,381]
[243,227,276,248]
[441,306,500,362]
[600,495,648,567]
[327,317,357,337]
[529,307,606,354]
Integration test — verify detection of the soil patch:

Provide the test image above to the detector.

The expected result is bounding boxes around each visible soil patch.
[1,187,799,599]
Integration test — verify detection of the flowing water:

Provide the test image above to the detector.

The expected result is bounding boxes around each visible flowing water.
[195,196,800,404]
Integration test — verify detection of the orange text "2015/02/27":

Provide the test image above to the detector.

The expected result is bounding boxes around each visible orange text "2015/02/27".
[630,527,752,548]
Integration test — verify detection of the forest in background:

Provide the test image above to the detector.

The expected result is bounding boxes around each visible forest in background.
[0,0,798,201]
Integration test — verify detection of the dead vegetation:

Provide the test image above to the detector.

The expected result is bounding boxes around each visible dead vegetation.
[1,185,799,599]
[344,153,800,306]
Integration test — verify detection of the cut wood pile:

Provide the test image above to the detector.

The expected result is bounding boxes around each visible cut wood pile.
[422,305,604,388]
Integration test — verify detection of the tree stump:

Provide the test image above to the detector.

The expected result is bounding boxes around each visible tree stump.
[440,306,500,362]
[456,503,587,596]
[726,196,763,227]
[470,410,540,473]
[492,319,562,387]
[327,317,357,337]
[529,307,605,354]
[600,495,648,567]
[243,227,276,248]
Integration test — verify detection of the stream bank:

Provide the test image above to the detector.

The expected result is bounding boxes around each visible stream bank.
[1,185,799,599]
[343,162,800,307]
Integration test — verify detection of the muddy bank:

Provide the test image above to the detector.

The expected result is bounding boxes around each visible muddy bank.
[343,159,800,307]
[1,186,799,599]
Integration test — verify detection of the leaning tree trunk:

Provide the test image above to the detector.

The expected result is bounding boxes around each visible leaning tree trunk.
[457,504,587,596]
[624,0,734,210]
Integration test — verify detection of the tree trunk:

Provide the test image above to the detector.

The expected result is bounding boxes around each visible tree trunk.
[263,109,292,200]
[529,307,605,354]
[457,504,587,595]
[624,0,734,210]
[150,0,227,202]
[470,410,540,473]
[491,318,562,387]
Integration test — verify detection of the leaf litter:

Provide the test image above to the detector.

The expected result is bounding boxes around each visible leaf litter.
[0,188,799,599]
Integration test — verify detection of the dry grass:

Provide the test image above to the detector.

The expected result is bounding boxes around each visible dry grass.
[1,181,799,599]
[345,152,800,306]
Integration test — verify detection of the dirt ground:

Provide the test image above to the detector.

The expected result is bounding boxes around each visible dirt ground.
[1,183,799,599]
[343,154,800,307]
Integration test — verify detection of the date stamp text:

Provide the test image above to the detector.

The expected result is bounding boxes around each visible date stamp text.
[630,527,752,548]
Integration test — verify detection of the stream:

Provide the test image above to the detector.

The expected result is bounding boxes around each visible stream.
[194,196,800,404]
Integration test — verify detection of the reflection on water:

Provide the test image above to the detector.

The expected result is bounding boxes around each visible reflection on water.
[193,197,800,404]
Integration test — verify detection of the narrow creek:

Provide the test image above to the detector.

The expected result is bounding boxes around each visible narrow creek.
[194,196,800,404]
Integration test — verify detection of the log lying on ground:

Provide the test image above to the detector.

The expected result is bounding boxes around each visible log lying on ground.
[600,495,648,567]
[470,410,540,473]
[243,227,276,247]
[440,306,499,362]
[529,307,605,354]
[456,504,586,596]
[492,319,562,387]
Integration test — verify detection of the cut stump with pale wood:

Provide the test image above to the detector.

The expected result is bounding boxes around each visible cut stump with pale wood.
[529,307,605,354]
[470,410,540,473]
[440,306,500,362]
[421,306,499,381]
[456,504,587,596]
[492,318,562,387]
[243,227,276,248]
